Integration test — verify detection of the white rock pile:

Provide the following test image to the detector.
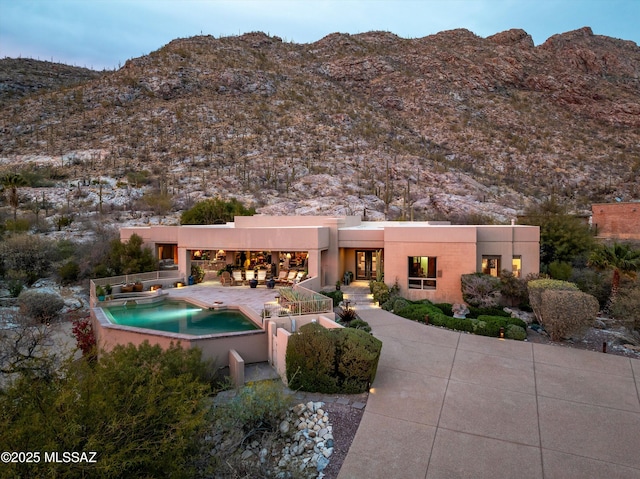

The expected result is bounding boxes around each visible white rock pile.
[231,400,334,478]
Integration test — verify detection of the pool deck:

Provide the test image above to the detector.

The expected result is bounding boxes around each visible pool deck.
[164,280,284,316]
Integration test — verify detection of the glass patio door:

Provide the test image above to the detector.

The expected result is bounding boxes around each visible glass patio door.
[356,251,376,280]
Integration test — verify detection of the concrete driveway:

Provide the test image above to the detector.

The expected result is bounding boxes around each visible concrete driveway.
[338,308,640,479]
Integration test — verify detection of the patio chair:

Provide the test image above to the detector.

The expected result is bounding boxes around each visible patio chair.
[283,270,298,285]
[292,271,307,284]
[257,269,267,284]
[274,270,289,285]
[219,271,234,286]
[245,270,256,282]
[232,270,244,285]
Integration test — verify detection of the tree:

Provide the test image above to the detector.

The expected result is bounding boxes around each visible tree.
[102,233,156,276]
[588,243,640,308]
[180,198,255,225]
[1,172,27,220]
[520,197,595,268]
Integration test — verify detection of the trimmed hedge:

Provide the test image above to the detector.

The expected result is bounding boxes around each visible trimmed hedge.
[393,300,527,340]
[286,323,382,394]
[539,289,599,341]
[528,279,579,323]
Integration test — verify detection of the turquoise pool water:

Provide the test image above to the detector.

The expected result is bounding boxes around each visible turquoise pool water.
[103,301,259,335]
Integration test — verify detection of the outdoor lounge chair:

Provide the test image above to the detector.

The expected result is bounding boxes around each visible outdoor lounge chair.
[257,269,267,284]
[283,270,297,285]
[274,270,289,285]
[245,270,256,282]
[232,270,244,285]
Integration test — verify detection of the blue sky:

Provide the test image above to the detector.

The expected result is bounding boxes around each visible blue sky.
[1,0,638,71]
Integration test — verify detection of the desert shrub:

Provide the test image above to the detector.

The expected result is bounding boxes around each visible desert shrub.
[58,260,80,284]
[505,324,527,340]
[370,280,390,305]
[7,279,23,297]
[216,380,292,434]
[18,290,65,323]
[181,198,255,225]
[0,342,211,479]
[538,289,599,341]
[528,279,580,324]
[98,233,156,276]
[499,270,529,307]
[570,267,612,309]
[347,319,372,333]
[322,290,343,307]
[608,282,640,328]
[0,233,54,284]
[548,261,573,280]
[286,323,338,393]
[461,273,501,307]
[4,218,30,232]
[335,328,382,393]
[286,323,381,394]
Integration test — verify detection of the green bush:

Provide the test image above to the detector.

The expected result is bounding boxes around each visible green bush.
[181,198,255,225]
[506,324,527,340]
[370,280,390,305]
[0,233,54,285]
[322,290,343,307]
[7,279,23,297]
[499,270,529,307]
[434,303,453,316]
[393,298,411,312]
[0,342,211,479]
[286,323,381,394]
[286,323,338,393]
[347,319,372,333]
[467,306,510,319]
[548,261,573,280]
[18,290,65,323]
[539,289,599,341]
[335,328,382,393]
[58,260,80,284]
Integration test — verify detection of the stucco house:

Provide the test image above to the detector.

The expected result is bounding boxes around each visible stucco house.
[120,215,540,304]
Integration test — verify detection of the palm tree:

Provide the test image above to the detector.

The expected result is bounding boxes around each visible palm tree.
[588,243,640,308]
[1,173,27,220]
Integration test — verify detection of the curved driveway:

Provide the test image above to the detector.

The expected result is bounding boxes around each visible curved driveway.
[338,308,640,479]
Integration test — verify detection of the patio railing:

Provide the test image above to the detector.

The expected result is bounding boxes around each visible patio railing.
[263,285,333,318]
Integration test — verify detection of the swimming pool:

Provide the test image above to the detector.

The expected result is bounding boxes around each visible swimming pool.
[102,300,259,335]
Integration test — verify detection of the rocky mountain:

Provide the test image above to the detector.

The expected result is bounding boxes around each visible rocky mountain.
[0,27,638,225]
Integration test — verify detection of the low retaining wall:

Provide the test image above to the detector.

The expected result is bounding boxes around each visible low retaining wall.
[91,303,268,369]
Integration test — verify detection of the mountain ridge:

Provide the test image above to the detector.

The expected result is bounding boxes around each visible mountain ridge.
[0,27,638,223]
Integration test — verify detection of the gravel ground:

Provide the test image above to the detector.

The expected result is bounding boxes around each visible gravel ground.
[320,399,367,479]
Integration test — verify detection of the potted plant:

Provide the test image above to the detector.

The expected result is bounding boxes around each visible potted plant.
[335,280,341,291]
[95,285,106,301]
[249,278,258,288]
[105,284,112,296]
[133,279,143,292]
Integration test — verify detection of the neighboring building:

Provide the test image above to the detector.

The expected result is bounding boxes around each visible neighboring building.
[121,216,539,304]
[591,202,640,240]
